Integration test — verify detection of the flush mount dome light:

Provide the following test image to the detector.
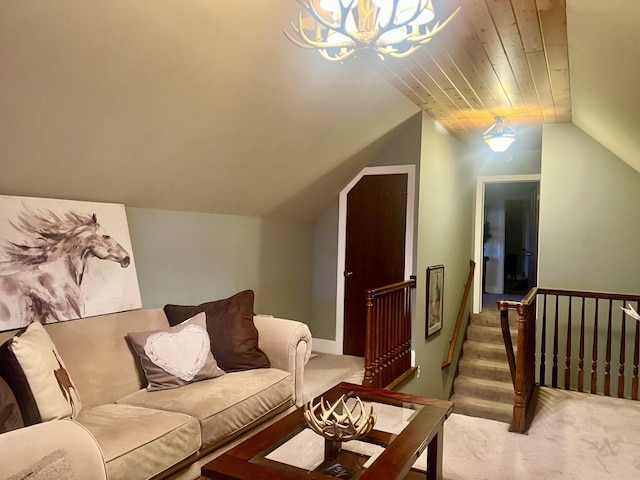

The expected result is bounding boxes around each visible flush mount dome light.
[483,116,517,152]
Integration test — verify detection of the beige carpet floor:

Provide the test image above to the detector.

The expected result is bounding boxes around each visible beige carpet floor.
[444,387,640,479]
[303,352,364,402]
[304,353,640,479]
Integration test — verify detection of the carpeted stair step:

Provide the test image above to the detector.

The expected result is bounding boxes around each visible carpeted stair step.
[466,324,517,345]
[470,310,519,328]
[458,357,512,383]
[450,394,513,424]
[451,309,520,425]
[470,310,502,327]
[453,375,515,404]
[463,340,515,363]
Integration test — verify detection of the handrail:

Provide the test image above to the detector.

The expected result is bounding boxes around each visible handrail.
[497,287,538,433]
[499,302,517,385]
[442,259,476,368]
[367,279,416,298]
[498,286,640,433]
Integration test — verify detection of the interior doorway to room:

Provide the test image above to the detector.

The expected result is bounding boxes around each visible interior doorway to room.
[474,177,540,313]
[343,174,408,357]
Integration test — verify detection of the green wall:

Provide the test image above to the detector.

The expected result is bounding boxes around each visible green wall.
[308,113,422,342]
[310,198,339,340]
[126,207,313,322]
[399,113,474,398]
[539,124,640,292]
[536,123,640,395]
[308,113,473,400]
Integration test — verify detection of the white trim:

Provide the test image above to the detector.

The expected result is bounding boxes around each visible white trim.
[335,165,416,354]
[311,338,340,354]
[473,174,541,313]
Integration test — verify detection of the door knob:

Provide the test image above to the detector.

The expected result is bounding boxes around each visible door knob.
[344,271,354,277]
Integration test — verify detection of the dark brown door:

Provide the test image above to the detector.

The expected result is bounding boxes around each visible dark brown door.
[343,174,407,357]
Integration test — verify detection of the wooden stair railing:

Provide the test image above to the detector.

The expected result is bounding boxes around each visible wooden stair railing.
[498,289,538,434]
[499,287,640,434]
[362,278,416,389]
[534,289,640,399]
[442,259,476,369]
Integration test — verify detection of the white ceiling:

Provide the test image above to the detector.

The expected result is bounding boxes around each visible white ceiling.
[0,1,638,221]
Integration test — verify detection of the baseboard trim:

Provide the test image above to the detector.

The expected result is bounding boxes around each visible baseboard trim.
[311,338,340,354]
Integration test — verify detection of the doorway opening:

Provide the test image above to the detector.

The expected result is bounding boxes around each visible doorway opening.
[473,175,541,314]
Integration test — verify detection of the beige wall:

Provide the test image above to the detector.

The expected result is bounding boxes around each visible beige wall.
[539,123,640,292]
[126,207,313,323]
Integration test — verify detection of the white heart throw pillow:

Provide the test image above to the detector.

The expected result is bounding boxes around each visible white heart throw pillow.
[143,324,210,381]
[126,312,224,390]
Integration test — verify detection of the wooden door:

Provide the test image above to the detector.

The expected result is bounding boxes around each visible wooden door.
[343,174,407,357]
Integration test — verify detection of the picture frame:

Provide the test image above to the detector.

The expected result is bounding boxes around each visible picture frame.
[426,264,445,337]
[0,195,142,332]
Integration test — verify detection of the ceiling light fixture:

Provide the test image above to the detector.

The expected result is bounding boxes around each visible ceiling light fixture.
[483,116,517,153]
[284,0,460,62]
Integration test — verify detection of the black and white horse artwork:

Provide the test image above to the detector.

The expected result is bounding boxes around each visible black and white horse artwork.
[0,209,132,329]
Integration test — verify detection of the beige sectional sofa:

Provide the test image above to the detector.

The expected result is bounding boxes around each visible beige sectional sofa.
[0,307,312,480]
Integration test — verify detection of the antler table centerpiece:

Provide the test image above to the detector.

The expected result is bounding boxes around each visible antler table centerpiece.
[304,394,376,442]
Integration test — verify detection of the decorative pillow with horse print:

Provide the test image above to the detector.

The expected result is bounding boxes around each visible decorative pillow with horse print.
[126,312,225,391]
[0,321,81,426]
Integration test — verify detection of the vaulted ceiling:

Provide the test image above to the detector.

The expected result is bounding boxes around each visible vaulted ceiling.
[1,1,639,221]
[368,0,571,142]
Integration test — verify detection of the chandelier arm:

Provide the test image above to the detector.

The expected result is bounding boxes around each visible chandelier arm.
[283,23,316,49]
[405,8,461,45]
[319,48,357,62]
[288,13,357,50]
[372,0,427,43]
[382,45,422,59]
[300,0,359,42]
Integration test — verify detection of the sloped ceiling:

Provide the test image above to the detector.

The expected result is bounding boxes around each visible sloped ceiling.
[0,1,419,222]
[566,0,640,174]
[0,1,638,222]
[367,0,570,141]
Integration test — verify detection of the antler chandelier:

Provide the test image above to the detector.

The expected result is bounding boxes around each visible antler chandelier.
[284,0,460,62]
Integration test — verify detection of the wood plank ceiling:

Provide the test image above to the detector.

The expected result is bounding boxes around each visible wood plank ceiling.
[365,0,571,144]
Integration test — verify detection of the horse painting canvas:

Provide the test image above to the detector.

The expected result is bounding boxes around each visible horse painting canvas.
[0,196,142,332]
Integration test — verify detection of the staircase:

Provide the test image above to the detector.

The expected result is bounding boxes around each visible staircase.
[451,309,517,424]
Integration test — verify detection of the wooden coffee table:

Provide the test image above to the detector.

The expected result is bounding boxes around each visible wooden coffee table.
[202,382,453,480]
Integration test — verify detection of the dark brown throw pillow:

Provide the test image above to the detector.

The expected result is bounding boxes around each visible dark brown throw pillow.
[164,290,270,372]
[0,376,24,434]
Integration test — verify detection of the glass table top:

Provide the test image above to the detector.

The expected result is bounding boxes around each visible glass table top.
[251,400,429,479]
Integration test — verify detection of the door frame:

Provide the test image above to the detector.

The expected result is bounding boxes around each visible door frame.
[329,165,416,355]
[473,174,541,314]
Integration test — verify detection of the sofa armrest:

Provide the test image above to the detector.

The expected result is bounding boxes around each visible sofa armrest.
[0,419,107,480]
[254,316,312,407]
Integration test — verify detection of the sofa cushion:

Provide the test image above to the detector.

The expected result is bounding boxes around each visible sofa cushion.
[0,376,23,433]
[164,290,270,372]
[0,321,81,425]
[126,313,225,391]
[76,403,200,480]
[117,368,293,450]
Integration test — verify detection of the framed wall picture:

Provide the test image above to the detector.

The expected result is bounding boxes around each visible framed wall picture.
[426,264,444,337]
[0,195,142,332]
